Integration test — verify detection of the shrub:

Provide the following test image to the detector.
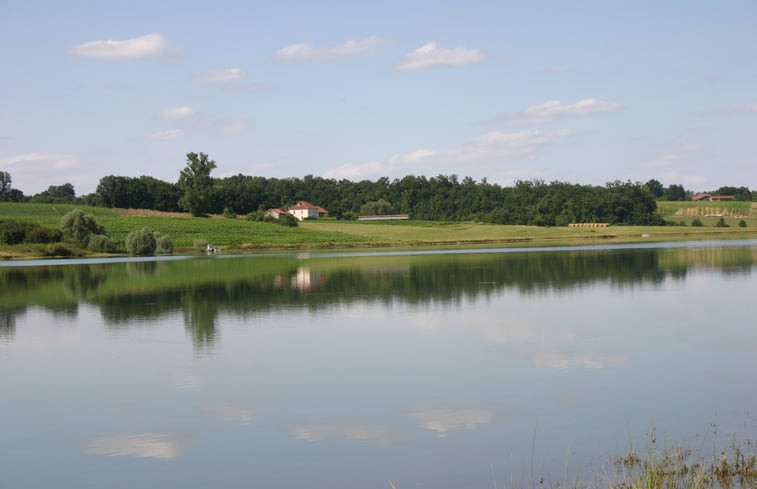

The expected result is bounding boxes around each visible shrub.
[0,220,33,245]
[154,232,174,254]
[222,207,237,219]
[125,227,157,256]
[246,211,266,221]
[60,209,106,247]
[739,220,747,228]
[691,218,704,227]
[87,234,113,253]
[27,227,62,244]
[43,243,77,257]
[715,217,729,227]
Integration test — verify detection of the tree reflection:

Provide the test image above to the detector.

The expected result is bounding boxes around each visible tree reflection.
[0,245,755,348]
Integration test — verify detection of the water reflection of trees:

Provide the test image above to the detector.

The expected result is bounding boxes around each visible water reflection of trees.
[0,246,754,349]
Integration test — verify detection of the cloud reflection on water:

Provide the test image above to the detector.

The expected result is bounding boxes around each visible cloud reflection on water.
[84,433,181,459]
[408,409,495,437]
[290,424,400,444]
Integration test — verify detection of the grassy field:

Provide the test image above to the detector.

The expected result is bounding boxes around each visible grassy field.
[2,202,757,259]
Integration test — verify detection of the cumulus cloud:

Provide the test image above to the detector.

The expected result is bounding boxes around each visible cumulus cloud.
[503,98,622,125]
[277,36,385,61]
[395,42,486,70]
[159,106,195,119]
[68,33,165,60]
[0,152,78,170]
[84,433,180,459]
[148,129,182,141]
[290,424,399,444]
[323,129,570,181]
[323,160,389,180]
[408,409,495,437]
[192,67,244,83]
[220,120,249,134]
[390,129,571,165]
[647,143,702,168]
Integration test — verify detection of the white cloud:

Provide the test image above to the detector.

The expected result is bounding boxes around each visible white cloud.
[745,103,757,113]
[84,433,180,459]
[276,36,385,61]
[220,120,249,134]
[659,171,707,187]
[192,67,244,83]
[647,143,702,168]
[323,160,389,180]
[148,129,182,141]
[530,349,629,370]
[0,152,78,170]
[69,33,165,60]
[408,409,495,437]
[390,129,571,165]
[290,424,399,444]
[505,98,622,125]
[159,106,195,119]
[395,42,486,70]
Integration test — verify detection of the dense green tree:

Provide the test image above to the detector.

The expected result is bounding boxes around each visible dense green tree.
[645,179,664,198]
[663,184,687,201]
[360,199,394,215]
[713,186,752,201]
[178,152,217,216]
[126,227,157,255]
[0,171,10,195]
[59,209,106,247]
[31,183,76,203]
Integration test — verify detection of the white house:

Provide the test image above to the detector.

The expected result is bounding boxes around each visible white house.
[287,201,325,221]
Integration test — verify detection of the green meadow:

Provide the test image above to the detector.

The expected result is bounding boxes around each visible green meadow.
[2,201,757,259]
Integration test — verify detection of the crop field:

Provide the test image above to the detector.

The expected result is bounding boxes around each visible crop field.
[657,200,756,217]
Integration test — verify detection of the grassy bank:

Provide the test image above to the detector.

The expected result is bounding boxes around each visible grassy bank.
[2,202,757,259]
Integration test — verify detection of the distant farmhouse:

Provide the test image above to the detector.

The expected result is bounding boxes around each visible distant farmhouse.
[691,193,735,202]
[266,201,327,221]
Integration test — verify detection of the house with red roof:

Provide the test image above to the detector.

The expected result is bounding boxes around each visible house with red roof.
[287,201,327,221]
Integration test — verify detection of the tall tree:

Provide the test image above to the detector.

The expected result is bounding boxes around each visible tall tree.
[178,152,217,216]
[0,171,10,195]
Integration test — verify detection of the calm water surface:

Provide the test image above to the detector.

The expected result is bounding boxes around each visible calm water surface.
[1,241,756,489]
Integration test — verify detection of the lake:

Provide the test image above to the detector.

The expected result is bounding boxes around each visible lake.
[2,241,756,489]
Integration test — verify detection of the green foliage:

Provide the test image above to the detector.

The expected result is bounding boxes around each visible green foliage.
[739,220,747,227]
[31,183,76,203]
[246,210,266,221]
[0,219,62,245]
[664,183,687,201]
[96,175,181,211]
[691,218,704,227]
[716,217,729,227]
[644,178,664,198]
[0,171,11,196]
[42,243,77,257]
[222,206,237,219]
[154,232,173,254]
[178,152,217,217]
[86,234,114,252]
[360,199,394,216]
[126,227,157,255]
[60,209,106,247]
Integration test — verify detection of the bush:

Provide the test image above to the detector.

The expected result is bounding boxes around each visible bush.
[0,220,33,245]
[43,243,77,257]
[193,239,209,251]
[222,206,237,219]
[154,232,173,254]
[739,220,747,227]
[86,234,113,253]
[691,218,703,227]
[60,209,106,247]
[246,210,266,221]
[715,217,729,227]
[27,227,62,244]
[125,227,157,256]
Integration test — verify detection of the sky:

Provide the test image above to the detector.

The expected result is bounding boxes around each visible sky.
[1,0,756,195]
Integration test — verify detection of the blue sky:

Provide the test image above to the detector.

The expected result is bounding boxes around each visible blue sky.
[1,0,755,195]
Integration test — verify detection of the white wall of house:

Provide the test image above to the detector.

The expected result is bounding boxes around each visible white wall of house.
[288,208,319,220]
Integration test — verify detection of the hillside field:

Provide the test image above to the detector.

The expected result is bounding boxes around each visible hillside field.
[2,202,757,259]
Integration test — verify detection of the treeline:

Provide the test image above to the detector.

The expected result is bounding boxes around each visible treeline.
[2,167,753,226]
[92,174,667,225]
